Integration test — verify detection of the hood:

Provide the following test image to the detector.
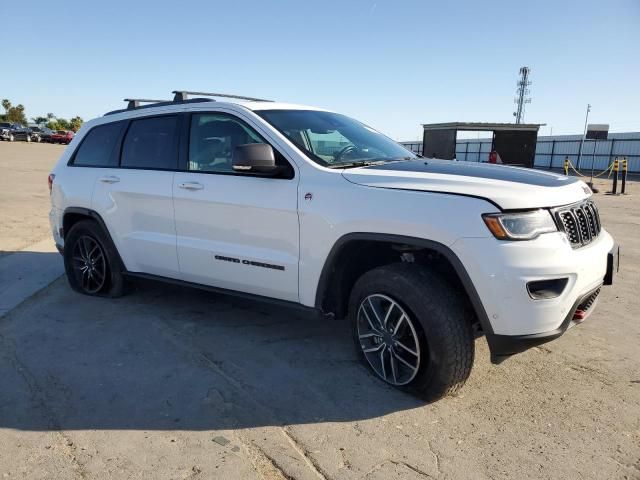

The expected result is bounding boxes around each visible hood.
[341,159,591,210]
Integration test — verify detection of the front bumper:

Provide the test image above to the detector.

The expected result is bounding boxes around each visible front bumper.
[486,283,603,361]
[451,230,617,359]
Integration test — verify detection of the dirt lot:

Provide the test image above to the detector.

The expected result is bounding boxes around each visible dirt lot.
[0,142,66,256]
[0,142,638,479]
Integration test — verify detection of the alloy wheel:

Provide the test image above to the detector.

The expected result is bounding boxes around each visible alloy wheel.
[71,235,107,293]
[356,294,422,385]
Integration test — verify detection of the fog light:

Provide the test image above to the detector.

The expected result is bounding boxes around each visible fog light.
[526,278,569,300]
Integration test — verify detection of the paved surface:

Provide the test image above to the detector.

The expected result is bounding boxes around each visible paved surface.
[0,142,638,479]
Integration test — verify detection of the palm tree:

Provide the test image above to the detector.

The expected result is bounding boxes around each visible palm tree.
[2,99,11,113]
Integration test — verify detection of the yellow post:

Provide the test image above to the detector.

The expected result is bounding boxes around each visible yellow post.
[621,157,628,194]
[612,158,619,194]
[564,157,569,175]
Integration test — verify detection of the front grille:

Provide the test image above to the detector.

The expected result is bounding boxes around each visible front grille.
[554,200,602,248]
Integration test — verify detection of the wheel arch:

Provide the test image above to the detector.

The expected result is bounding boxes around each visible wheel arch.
[314,233,494,336]
[62,207,126,271]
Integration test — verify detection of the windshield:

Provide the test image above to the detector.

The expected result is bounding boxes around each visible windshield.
[256,110,416,167]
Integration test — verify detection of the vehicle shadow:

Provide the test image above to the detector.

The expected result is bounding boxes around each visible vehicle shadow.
[0,249,64,316]
[0,276,426,431]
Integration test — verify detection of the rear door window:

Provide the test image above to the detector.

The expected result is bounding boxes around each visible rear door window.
[72,122,124,167]
[121,115,178,170]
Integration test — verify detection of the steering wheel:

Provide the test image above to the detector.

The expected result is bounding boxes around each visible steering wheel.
[334,144,358,162]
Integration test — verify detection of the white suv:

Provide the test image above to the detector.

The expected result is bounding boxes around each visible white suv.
[49,91,619,401]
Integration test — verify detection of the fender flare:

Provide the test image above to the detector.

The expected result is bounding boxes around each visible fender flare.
[313,232,494,336]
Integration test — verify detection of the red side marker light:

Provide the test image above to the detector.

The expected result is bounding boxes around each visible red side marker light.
[48,173,55,194]
[573,309,587,322]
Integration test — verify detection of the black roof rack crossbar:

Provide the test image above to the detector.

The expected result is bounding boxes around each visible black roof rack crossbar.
[104,98,213,116]
[123,98,170,109]
[172,90,273,102]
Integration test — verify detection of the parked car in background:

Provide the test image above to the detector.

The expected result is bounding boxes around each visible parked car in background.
[0,122,21,141]
[37,126,55,143]
[51,130,75,145]
[12,126,44,142]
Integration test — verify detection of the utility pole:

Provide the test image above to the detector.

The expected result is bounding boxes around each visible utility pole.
[576,103,591,169]
[513,67,532,124]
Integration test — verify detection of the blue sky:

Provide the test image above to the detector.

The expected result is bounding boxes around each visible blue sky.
[1,0,638,140]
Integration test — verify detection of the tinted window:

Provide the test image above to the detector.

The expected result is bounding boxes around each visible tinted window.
[188,114,264,173]
[72,122,123,167]
[121,116,178,169]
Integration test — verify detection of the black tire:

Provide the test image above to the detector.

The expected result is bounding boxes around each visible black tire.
[63,219,127,297]
[349,263,474,401]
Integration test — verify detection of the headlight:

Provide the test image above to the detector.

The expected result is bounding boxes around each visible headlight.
[482,210,557,240]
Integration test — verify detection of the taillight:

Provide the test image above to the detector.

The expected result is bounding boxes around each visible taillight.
[48,173,55,194]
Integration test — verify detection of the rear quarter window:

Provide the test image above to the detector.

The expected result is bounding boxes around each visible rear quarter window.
[71,122,124,167]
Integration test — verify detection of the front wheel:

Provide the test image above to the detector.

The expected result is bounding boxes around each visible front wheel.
[349,263,475,401]
[63,220,127,297]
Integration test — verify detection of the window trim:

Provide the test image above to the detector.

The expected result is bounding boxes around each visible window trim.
[181,111,295,180]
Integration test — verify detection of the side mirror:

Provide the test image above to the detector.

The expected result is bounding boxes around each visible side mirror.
[232,143,279,175]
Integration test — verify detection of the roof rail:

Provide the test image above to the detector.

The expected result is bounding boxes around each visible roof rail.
[123,98,169,110]
[172,90,273,102]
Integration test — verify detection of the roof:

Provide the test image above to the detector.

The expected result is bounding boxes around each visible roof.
[422,122,545,132]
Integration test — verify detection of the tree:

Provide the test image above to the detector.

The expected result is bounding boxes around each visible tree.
[5,104,27,125]
[47,118,71,131]
[32,116,48,126]
[2,99,11,113]
[69,116,83,132]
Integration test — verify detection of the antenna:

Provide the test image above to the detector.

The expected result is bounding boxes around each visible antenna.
[512,67,532,124]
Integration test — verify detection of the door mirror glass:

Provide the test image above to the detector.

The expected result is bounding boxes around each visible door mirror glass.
[232,143,279,175]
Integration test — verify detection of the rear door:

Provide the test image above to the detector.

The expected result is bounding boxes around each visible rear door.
[172,111,299,301]
[92,114,180,278]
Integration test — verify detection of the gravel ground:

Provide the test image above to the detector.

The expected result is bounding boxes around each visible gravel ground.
[0,142,638,479]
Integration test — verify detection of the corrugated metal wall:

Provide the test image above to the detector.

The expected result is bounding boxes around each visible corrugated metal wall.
[401,132,640,172]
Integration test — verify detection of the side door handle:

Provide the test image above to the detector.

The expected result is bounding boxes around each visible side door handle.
[178,182,204,191]
[99,175,120,184]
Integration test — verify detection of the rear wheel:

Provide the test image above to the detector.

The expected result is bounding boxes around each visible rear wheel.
[63,220,127,297]
[349,263,475,401]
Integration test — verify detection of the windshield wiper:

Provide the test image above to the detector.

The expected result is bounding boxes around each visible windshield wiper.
[328,157,414,169]
[327,160,388,169]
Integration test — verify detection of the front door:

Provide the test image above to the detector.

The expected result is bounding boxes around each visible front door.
[173,112,299,302]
